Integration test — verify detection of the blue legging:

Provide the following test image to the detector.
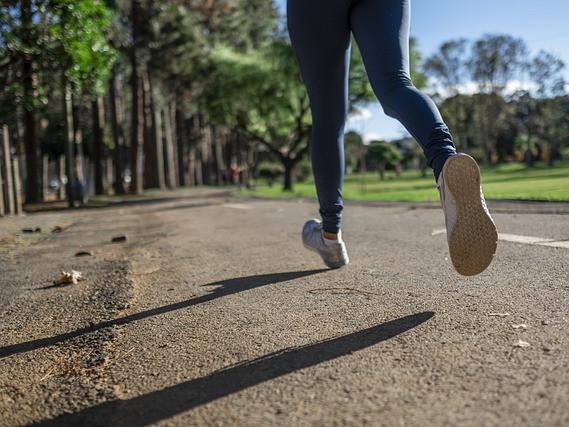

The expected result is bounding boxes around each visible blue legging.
[288,0,457,234]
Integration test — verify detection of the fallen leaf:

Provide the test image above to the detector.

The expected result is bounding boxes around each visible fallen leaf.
[511,324,528,329]
[53,270,84,286]
[513,340,530,348]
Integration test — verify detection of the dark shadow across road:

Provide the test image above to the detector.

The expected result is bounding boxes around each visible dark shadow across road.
[0,270,326,359]
[36,311,434,426]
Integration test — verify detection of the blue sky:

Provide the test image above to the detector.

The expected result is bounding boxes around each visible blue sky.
[275,0,569,141]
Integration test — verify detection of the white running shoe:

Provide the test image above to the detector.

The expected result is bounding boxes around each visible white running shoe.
[438,153,498,276]
[302,219,349,269]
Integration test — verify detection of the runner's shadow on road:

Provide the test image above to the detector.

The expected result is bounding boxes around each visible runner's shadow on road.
[0,269,326,359]
[36,311,434,426]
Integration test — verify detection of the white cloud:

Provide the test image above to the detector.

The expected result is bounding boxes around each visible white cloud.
[363,132,383,144]
[347,108,373,123]
[504,79,535,94]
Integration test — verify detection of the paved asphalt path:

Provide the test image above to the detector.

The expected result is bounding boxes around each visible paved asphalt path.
[1,189,568,426]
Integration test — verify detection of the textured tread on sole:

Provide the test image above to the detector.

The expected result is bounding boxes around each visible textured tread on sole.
[443,155,498,276]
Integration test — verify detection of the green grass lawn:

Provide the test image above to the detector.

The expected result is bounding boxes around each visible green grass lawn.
[240,161,569,202]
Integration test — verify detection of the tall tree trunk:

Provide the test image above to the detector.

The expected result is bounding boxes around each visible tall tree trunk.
[63,80,76,206]
[130,69,144,194]
[186,116,199,187]
[153,105,166,190]
[130,0,144,194]
[188,142,197,186]
[211,126,219,186]
[22,0,40,203]
[84,159,91,196]
[193,116,203,186]
[72,102,86,187]
[176,106,187,187]
[1,126,15,213]
[163,104,177,189]
[169,99,180,187]
[243,143,257,188]
[212,126,225,186]
[58,155,66,199]
[12,156,23,215]
[142,70,160,188]
[229,129,239,172]
[109,67,125,195]
[283,157,296,191]
[105,157,113,194]
[199,115,212,185]
[524,124,535,167]
[92,96,105,195]
[0,157,4,215]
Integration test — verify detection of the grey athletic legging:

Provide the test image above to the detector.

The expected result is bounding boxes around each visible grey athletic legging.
[288,0,457,234]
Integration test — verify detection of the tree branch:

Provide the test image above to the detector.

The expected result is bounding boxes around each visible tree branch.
[237,125,284,161]
[294,132,312,161]
[288,93,311,155]
[289,125,311,158]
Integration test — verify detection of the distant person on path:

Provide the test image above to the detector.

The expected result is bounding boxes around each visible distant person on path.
[289,0,498,276]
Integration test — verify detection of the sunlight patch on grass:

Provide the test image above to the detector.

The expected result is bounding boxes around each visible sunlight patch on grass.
[240,161,569,202]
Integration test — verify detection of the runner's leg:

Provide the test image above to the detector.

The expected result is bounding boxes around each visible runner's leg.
[350,0,457,180]
[287,0,352,234]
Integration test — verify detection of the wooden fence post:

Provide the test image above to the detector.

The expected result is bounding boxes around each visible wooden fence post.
[12,157,23,215]
[58,155,66,200]
[0,152,4,216]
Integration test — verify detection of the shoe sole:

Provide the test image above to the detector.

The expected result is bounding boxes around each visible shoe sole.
[302,242,349,269]
[442,154,498,276]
